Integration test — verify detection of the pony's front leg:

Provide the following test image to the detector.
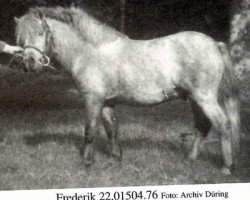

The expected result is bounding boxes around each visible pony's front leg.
[102,106,122,161]
[84,94,103,166]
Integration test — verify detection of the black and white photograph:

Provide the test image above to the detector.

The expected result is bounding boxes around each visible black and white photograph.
[0,0,249,192]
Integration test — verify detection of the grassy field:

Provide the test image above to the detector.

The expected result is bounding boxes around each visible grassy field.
[0,66,249,190]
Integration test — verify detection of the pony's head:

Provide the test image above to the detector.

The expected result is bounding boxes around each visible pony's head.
[15,8,54,72]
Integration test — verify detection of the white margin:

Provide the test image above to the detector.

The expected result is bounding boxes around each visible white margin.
[0,183,249,200]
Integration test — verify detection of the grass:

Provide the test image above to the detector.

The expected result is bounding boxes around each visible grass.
[0,66,249,190]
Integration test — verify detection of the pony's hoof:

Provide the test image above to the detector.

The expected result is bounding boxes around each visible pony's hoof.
[112,152,122,162]
[221,167,231,175]
[111,144,122,162]
[83,159,94,168]
[188,152,198,161]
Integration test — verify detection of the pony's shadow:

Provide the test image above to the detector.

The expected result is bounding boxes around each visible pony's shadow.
[23,132,188,159]
[23,132,112,158]
[23,131,225,169]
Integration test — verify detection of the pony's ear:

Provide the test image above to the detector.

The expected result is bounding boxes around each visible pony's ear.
[36,7,45,20]
[14,17,19,24]
[70,2,76,8]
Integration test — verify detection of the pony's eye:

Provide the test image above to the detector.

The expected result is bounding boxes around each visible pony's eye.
[38,32,44,36]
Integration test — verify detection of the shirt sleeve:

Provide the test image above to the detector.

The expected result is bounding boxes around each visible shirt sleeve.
[0,41,7,52]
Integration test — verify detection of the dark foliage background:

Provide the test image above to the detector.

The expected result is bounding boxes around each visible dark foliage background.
[0,0,231,42]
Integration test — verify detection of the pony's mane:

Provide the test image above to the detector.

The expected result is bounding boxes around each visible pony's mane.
[27,6,126,45]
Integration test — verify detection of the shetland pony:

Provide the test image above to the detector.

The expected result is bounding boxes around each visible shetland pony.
[15,7,241,175]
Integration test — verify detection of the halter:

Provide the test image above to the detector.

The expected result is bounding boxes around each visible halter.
[23,18,55,69]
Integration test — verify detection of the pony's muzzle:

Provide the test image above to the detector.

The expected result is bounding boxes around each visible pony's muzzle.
[23,55,35,70]
[23,50,44,71]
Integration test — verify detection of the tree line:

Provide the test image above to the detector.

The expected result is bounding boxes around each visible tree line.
[0,0,232,43]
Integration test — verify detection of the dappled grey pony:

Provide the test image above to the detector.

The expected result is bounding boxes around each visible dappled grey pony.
[15,7,241,175]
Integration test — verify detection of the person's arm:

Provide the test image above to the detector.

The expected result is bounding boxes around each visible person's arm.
[0,41,23,54]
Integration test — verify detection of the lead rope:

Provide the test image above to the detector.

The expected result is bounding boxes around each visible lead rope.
[7,52,23,69]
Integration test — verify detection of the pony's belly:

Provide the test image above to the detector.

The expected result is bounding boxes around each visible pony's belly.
[133,89,180,104]
[106,88,180,105]
[128,90,165,104]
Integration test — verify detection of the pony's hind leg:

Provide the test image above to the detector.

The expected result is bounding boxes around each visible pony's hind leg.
[195,96,233,175]
[83,94,103,166]
[102,106,122,161]
[189,100,212,160]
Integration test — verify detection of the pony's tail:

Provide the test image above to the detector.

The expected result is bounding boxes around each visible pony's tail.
[217,42,242,156]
